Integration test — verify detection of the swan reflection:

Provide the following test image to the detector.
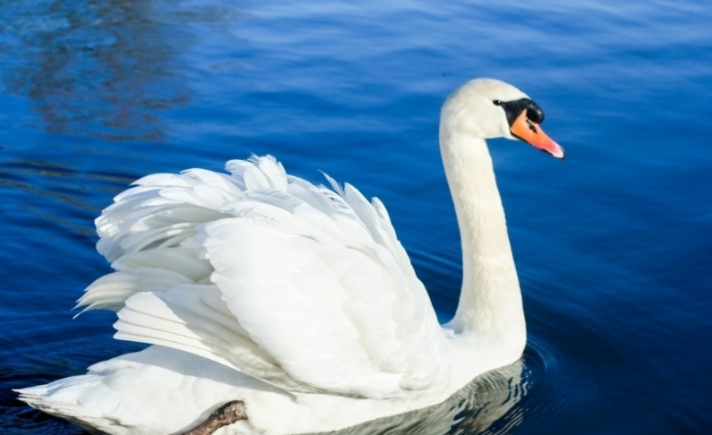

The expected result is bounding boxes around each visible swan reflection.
[313,359,527,435]
[1,0,213,141]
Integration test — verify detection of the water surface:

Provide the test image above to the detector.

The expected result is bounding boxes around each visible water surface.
[1,0,711,433]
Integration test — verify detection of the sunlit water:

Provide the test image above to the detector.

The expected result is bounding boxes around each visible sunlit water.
[1,0,712,433]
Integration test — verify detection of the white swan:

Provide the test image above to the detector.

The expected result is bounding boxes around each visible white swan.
[16,78,563,435]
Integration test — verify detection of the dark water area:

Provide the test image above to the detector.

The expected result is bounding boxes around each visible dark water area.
[1,0,711,433]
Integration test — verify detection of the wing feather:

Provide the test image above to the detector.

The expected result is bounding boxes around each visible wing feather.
[113,285,309,392]
[82,155,449,398]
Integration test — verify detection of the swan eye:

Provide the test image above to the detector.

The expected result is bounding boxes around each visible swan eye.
[492,100,503,106]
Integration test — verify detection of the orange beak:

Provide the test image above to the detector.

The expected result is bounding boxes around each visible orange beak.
[510,110,565,159]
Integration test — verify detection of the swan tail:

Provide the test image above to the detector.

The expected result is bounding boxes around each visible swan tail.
[16,346,257,434]
[15,376,127,434]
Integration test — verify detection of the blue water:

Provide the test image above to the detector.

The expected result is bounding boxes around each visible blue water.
[1,0,711,433]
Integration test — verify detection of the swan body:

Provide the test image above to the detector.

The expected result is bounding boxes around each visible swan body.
[16,78,563,435]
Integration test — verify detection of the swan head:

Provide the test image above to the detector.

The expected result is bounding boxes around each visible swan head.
[441,78,564,159]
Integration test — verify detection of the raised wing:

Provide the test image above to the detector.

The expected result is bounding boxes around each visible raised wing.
[79,155,450,398]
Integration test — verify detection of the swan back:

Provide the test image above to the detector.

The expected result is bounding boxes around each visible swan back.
[81,156,450,398]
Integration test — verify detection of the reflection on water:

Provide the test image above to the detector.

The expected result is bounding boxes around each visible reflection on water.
[0,0,196,141]
[316,359,528,435]
[0,158,133,239]
[2,160,100,210]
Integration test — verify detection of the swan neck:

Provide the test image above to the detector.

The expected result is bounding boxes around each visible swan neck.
[439,129,525,349]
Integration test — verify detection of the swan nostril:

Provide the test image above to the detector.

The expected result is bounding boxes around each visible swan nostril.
[526,118,538,133]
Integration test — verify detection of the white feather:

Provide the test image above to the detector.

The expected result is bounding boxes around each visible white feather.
[19,79,543,435]
[76,155,449,398]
